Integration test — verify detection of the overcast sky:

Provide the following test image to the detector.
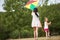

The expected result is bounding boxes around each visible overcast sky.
[0,0,5,12]
[0,0,60,12]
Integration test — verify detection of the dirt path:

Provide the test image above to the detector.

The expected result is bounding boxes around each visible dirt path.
[7,36,60,40]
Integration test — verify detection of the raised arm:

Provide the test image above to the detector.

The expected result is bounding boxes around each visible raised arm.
[48,22,51,25]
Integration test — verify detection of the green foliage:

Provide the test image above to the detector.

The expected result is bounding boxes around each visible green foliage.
[0,0,60,39]
[20,29,33,38]
[38,4,60,35]
[3,0,28,12]
[9,29,20,38]
[38,28,45,37]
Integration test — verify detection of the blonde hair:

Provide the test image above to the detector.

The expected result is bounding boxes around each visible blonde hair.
[45,17,48,22]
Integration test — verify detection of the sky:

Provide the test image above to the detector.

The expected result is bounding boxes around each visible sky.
[0,0,6,12]
[48,0,60,5]
[0,0,60,12]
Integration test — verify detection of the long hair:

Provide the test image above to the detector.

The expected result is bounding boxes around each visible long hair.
[33,8,39,17]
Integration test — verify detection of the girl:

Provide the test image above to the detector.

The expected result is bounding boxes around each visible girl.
[44,17,51,38]
[31,8,42,40]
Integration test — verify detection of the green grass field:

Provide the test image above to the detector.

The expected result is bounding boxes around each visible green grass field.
[7,36,60,40]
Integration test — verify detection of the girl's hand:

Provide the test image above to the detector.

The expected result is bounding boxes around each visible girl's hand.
[49,22,51,24]
[48,21,51,25]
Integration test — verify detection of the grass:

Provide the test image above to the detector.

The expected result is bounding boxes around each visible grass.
[7,36,60,40]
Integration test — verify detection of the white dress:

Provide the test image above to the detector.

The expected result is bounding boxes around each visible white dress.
[31,12,41,27]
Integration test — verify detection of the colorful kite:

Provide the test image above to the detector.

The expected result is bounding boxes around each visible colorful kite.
[25,0,40,10]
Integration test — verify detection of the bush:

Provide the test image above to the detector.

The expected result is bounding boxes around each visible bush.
[20,29,33,38]
[9,30,20,38]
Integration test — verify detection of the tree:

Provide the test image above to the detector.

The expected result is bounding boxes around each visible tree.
[1,0,32,39]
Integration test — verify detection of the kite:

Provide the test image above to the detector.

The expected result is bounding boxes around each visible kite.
[25,0,40,10]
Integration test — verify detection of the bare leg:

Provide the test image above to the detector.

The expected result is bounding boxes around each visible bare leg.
[33,27,36,40]
[46,31,48,38]
[36,27,38,40]
[33,27,38,40]
[48,31,50,37]
[34,30,36,40]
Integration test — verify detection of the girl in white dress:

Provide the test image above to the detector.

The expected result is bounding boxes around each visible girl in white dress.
[31,8,42,40]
